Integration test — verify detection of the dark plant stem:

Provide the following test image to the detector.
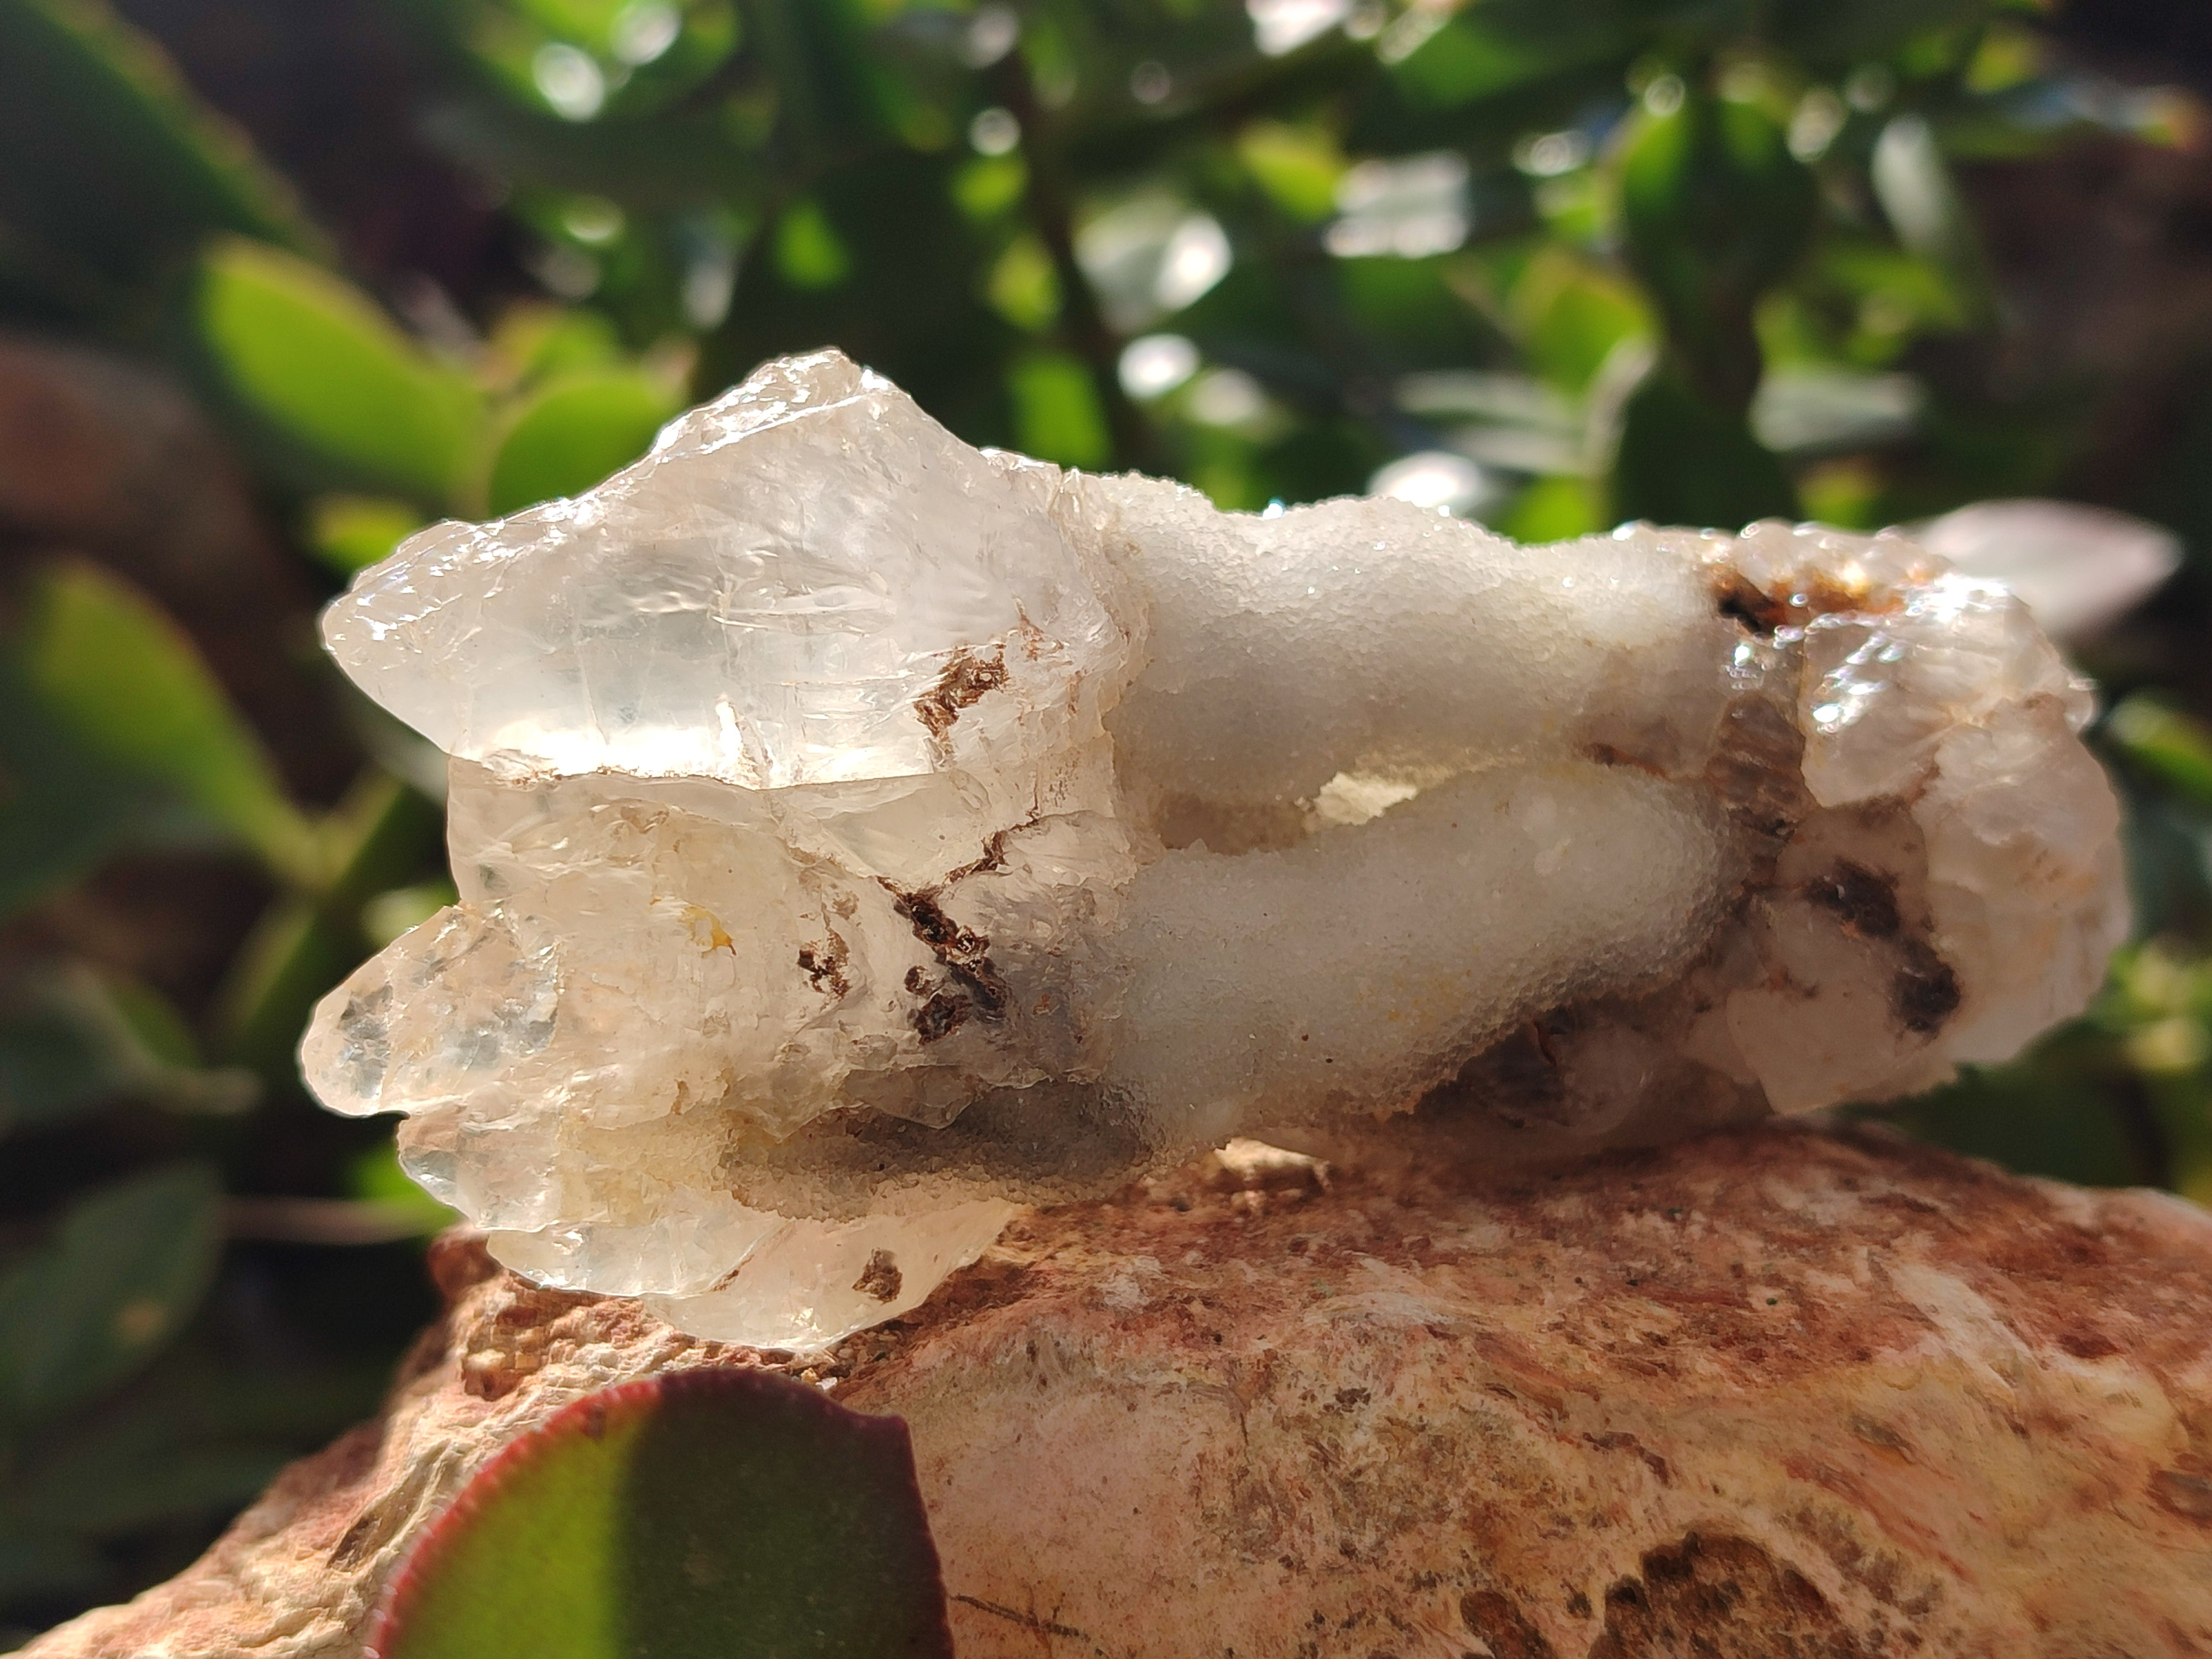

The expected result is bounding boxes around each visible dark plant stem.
[992,60,1159,473]
[2112,1073,2178,1191]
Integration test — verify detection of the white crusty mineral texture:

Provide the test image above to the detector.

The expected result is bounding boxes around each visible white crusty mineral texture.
[301,348,2128,1348]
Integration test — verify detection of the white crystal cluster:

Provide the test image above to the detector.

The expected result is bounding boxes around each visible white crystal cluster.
[303,350,2127,1350]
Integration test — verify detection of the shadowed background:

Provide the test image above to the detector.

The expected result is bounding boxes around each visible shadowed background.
[3,0,2212,1642]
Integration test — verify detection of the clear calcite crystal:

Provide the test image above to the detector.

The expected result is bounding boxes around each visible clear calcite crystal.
[302,349,2128,1349]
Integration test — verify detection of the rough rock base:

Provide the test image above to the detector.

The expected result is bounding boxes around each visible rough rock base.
[19,1121,2212,1657]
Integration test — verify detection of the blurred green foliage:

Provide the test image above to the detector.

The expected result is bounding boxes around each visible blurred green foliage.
[0,0,2210,1640]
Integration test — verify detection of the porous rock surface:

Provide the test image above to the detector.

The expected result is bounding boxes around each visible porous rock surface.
[19,1121,2212,1658]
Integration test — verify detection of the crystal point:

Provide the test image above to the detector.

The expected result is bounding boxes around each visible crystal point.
[302,351,2127,1348]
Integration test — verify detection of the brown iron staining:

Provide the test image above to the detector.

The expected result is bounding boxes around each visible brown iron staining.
[797,930,851,998]
[885,877,1010,1043]
[1803,860,1961,1037]
[1457,1589,1557,1659]
[1704,697,1811,851]
[2149,1468,2212,1522]
[1458,1533,1858,1659]
[914,643,1009,742]
[943,827,1011,886]
[852,1248,904,1303]
[1890,942,1962,1036]
[1463,1016,1575,1129]
[1594,1533,1860,1659]
[906,972,971,1042]
[1582,740,1670,778]
[1712,568,1904,636]
[1804,862,1902,940]
[1715,573,1792,636]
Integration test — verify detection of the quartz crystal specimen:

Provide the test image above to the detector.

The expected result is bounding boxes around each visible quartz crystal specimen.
[303,349,2127,1349]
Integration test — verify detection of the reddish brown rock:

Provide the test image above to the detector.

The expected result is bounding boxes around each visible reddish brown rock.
[18,1121,2212,1658]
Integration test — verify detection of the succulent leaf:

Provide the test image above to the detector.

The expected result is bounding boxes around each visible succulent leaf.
[370,1368,953,1659]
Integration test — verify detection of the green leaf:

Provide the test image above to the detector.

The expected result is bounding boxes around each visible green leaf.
[1617,87,1818,414]
[1613,365,1798,528]
[194,238,486,506]
[212,897,358,1081]
[308,496,430,577]
[1500,474,1603,542]
[1008,350,1110,469]
[373,1369,953,1659]
[0,1339,381,1603]
[773,199,852,290]
[0,649,162,922]
[1236,122,1343,223]
[21,561,320,886]
[5,1417,282,1538]
[1881,1055,2147,1191]
[101,973,200,1070]
[47,1445,285,1538]
[0,964,254,1138]
[485,369,680,517]
[0,967,145,1136]
[212,769,445,1077]
[950,155,1027,224]
[455,0,740,124]
[1769,0,1985,66]
[0,0,316,310]
[487,302,627,385]
[983,234,1061,334]
[0,1162,222,1423]
[2107,696,2212,810]
[701,152,1009,436]
[1506,248,1651,394]
[362,881,461,950]
[348,1136,459,1237]
[1390,16,1609,108]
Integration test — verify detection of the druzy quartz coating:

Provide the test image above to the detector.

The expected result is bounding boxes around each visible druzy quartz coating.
[305,350,2127,1349]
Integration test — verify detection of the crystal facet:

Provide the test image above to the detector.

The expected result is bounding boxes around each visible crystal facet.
[304,350,2127,1349]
